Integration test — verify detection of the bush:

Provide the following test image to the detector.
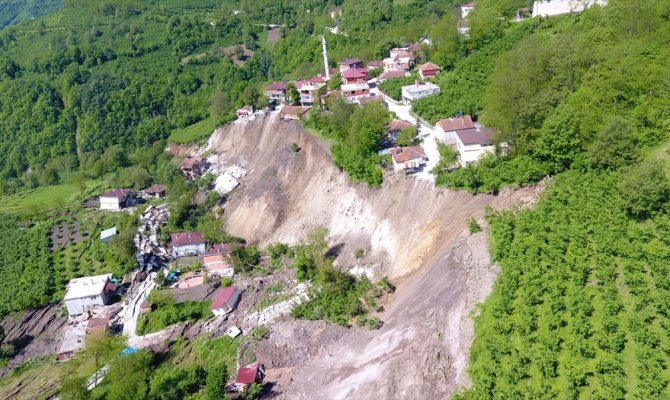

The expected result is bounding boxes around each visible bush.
[467,217,482,234]
[354,248,365,259]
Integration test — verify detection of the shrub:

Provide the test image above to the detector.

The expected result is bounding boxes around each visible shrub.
[467,217,482,234]
[354,248,365,259]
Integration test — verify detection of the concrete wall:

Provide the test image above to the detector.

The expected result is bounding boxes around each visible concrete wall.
[99,197,121,211]
[173,243,206,257]
[65,293,109,316]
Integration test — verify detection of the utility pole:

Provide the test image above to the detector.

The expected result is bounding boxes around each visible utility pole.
[322,35,330,80]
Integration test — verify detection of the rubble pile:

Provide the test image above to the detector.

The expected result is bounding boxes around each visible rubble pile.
[242,283,309,327]
[134,204,170,270]
[205,153,247,195]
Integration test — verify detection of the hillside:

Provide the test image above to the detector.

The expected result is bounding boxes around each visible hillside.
[0,0,62,28]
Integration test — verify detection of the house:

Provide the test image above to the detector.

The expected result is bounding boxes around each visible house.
[207,243,233,256]
[437,115,475,143]
[281,105,311,121]
[341,68,369,85]
[295,77,326,106]
[144,184,167,198]
[383,51,415,72]
[100,227,117,244]
[63,274,117,316]
[341,82,371,104]
[180,156,204,179]
[57,324,86,361]
[339,57,363,72]
[177,272,205,289]
[171,232,206,257]
[265,82,288,103]
[367,60,383,70]
[532,0,607,17]
[99,189,132,211]
[458,19,470,36]
[236,106,253,119]
[418,62,441,79]
[203,254,234,277]
[358,95,385,106]
[211,285,241,316]
[401,81,440,103]
[461,2,475,18]
[234,362,266,392]
[454,127,496,164]
[378,70,407,82]
[386,119,415,139]
[390,146,428,173]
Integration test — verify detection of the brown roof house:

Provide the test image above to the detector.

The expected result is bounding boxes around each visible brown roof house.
[171,232,206,257]
[281,105,311,121]
[144,184,167,198]
[418,62,441,79]
[266,82,288,103]
[390,146,428,173]
[437,115,475,143]
[180,156,204,179]
[234,362,266,392]
[454,127,496,164]
[386,119,415,139]
[211,286,241,317]
[339,57,364,73]
[99,189,132,211]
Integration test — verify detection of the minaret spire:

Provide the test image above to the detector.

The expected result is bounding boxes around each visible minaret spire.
[322,35,330,80]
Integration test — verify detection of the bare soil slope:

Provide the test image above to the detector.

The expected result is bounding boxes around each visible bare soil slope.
[200,113,542,398]
[205,113,536,279]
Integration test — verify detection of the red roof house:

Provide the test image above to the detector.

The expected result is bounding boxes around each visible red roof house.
[390,146,427,173]
[418,62,441,79]
[144,184,167,198]
[341,68,369,84]
[266,82,288,103]
[171,232,206,257]
[234,362,266,392]
[386,119,414,134]
[378,70,407,82]
[211,285,241,316]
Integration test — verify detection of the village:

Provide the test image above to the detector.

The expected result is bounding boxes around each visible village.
[47,0,612,397]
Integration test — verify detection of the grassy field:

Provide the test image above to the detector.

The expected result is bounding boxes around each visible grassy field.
[169,117,218,144]
[0,180,105,213]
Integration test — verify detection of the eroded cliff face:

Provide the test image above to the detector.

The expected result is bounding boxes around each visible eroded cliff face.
[198,113,542,399]
[203,113,536,279]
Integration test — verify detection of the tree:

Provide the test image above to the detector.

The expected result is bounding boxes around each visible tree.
[287,82,300,105]
[395,127,417,146]
[588,116,639,170]
[619,161,670,218]
[105,350,153,400]
[59,377,90,400]
[79,331,125,389]
[204,362,229,400]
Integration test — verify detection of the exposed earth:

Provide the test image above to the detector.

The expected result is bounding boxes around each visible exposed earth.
[0,112,543,399]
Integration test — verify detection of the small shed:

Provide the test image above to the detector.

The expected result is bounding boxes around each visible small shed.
[211,286,241,316]
[100,227,117,243]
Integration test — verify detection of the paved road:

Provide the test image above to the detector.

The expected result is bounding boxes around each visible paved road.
[385,100,441,182]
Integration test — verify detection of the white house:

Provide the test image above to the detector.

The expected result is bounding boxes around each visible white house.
[401,81,440,103]
[437,115,475,143]
[454,127,496,164]
[63,274,116,316]
[390,146,428,173]
[99,189,132,211]
[461,2,475,18]
[532,0,607,17]
[171,232,206,257]
[211,285,241,316]
[341,82,371,103]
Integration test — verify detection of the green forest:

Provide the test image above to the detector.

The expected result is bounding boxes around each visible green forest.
[0,0,670,398]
